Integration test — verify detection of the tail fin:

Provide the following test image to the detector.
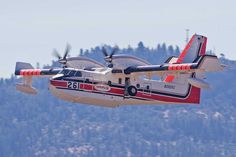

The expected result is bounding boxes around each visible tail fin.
[164,34,209,104]
[164,34,207,83]
[177,34,207,63]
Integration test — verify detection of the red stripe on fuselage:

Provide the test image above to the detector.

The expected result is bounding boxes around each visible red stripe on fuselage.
[80,83,124,95]
[50,80,200,104]
[135,86,200,103]
[81,84,93,90]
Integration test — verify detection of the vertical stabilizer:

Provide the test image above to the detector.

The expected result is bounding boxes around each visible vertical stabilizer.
[164,34,208,104]
[177,34,207,63]
[164,34,207,83]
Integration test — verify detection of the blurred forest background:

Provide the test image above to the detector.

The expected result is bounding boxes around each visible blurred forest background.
[0,42,236,157]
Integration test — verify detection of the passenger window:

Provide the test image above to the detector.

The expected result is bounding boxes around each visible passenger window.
[118,78,122,84]
[136,84,140,88]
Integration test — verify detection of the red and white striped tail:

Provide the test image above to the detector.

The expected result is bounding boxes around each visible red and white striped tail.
[163,34,208,104]
[164,34,207,83]
[177,34,207,63]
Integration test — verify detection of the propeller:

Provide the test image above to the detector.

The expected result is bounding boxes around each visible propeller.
[53,44,71,67]
[102,46,119,67]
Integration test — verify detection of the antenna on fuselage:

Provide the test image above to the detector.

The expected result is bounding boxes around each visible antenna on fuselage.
[185,29,190,45]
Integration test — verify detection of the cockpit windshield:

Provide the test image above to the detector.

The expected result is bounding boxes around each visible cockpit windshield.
[59,69,70,75]
[69,70,76,76]
[59,69,82,77]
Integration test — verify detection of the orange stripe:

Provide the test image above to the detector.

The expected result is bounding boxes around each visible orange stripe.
[185,65,189,70]
[19,69,42,76]
[37,69,41,75]
[20,70,24,75]
[176,35,195,63]
[23,70,27,76]
[164,75,175,82]
[32,70,36,75]
[186,65,191,70]
[177,65,181,70]
[165,34,195,83]
[27,70,31,75]
[35,70,38,75]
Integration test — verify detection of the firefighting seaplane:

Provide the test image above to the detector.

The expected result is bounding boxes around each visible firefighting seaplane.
[15,34,223,107]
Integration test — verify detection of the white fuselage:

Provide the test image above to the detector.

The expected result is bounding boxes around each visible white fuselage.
[48,68,198,107]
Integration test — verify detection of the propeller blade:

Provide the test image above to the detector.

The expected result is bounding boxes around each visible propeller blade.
[110,46,119,57]
[52,44,72,68]
[53,49,61,59]
[63,44,71,59]
[102,46,109,57]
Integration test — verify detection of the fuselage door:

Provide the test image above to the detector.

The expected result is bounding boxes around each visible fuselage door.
[143,83,151,95]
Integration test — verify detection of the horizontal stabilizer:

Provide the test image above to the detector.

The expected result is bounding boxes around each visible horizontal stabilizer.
[188,78,209,89]
[198,56,224,72]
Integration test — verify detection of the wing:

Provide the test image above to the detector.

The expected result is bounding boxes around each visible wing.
[15,62,61,76]
[66,57,105,69]
[15,62,62,94]
[111,54,151,69]
[123,55,223,75]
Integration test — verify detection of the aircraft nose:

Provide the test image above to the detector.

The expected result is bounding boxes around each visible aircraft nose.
[50,79,67,88]
[50,79,56,86]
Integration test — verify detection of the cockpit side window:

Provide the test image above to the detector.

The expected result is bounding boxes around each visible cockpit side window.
[59,69,82,77]
[75,71,82,77]
[61,69,70,76]
[69,70,76,76]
